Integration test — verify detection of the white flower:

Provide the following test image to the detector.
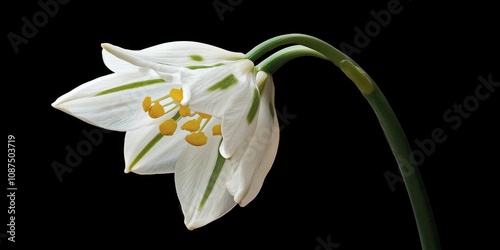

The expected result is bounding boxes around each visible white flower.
[52,41,280,229]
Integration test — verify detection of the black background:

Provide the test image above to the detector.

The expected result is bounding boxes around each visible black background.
[4,0,499,249]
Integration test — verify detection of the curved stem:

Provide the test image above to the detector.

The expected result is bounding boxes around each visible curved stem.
[247,33,348,67]
[255,45,327,73]
[250,34,441,250]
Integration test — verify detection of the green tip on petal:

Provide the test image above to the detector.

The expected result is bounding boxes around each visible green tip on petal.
[340,60,375,95]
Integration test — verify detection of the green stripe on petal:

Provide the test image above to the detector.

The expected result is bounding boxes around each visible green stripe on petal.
[127,112,182,172]
[269,101,275,118]
[186,63,224,70]
[207,74,238,91]
[96,79,165,96]
[189,55,204,61]
[246,89,260,124]
[198,150,226,211]
[127,133,163,172]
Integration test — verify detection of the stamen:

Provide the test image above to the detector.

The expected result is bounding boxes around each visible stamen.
[199,116,211,131]
[142,95,172,115]
[142,96,152,112]
[212,124,222,136]
[144,88,216,146]
[179,105,191,117]
[170,88,183,103]
[148,101,165,118]
[181,117,202,132]
[154,94,171,103]
[161,100,175,107]
[185,132,208,146]
[198,112,212,119]
[159,119,177,136]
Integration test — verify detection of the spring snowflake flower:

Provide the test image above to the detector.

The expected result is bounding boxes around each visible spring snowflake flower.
[52,41,279,229]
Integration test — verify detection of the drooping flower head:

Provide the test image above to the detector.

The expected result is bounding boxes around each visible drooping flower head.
[52,41,280,229]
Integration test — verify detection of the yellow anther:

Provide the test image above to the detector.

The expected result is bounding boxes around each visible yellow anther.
[142,96,152,112]
[159,119,177,136]
[198,112,212,119]
[212,124,222,136]
[185,132,208,146]
[148,101,165,118]
[170,88,183,103]
[179,105,191,117]
[181,118,201,132]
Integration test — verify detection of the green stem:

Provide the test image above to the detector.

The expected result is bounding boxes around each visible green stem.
[255,45,327,73]
[247,33,348,68]
[251,34,441,250]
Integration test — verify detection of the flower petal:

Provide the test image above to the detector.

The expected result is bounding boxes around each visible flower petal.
[52,71,180,131]
[124,122,189,174]
[102,41,245,73]
[184,60,256,119]
[175,119,236,230]
[102,45,256,121]
[218,85,259,159]
[226,74,280,206]
[217,69,264,159]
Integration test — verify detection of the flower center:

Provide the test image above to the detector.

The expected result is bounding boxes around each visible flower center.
[142,88,221,146]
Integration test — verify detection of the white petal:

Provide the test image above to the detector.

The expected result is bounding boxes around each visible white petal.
[102,43,170,74]
[218,69,263,159]
[124,123,189,174]
[175,120,236,230]
[226,75,280,206]
[102,46,256,120]
[218,85,259,159]
[102,41,245,73]
[185,60,256,119]
[52,71,179,131]
[102,48,138,73]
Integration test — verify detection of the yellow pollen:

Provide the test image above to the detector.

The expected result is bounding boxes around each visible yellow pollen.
[181,118,201,132]
[142,96,152,112]
[185,132,208,146]
[212,124,222,136]
[170,88,183,103]
[159,119,177,136]
[148,101,165,118]
[179,105,191,117]
[198,112,212,119]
